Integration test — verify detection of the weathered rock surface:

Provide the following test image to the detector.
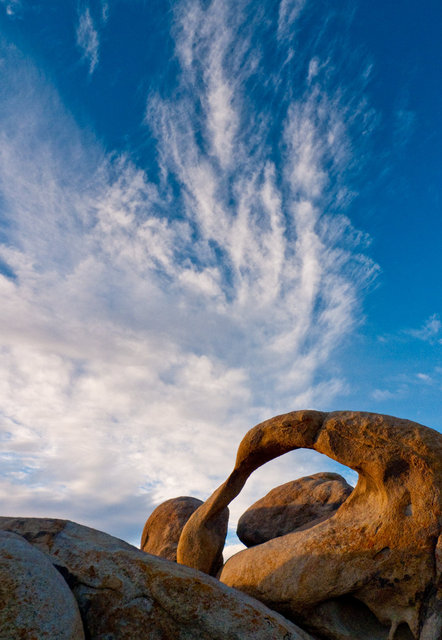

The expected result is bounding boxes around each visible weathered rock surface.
[177,410,442,640]
[0,517,313,640]
[0,530,84,640]
[237,472,353,547]
[141,495,229,573]
[141,496,203,560]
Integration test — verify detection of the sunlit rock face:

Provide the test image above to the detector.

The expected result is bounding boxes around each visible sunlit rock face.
[177,410,442,640]
[141,496,204,560]
[237,471,353,547]
[141,495,229,574]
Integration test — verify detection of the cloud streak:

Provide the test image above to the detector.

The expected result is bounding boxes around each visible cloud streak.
[0,0,377,544]
[407,314,442,344]
[76,6,100,74]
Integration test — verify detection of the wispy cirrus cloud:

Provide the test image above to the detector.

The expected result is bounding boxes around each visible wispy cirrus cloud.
[407,313,442,344]
[76,6,100,74]
[0,0,377,543]
[148,0,377,402]
[371,367,442,408]
[277,0,306,40]
[100,1,109,23]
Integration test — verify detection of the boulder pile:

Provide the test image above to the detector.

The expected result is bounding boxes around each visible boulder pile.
[1,410,441,640]
[0,517,312,639]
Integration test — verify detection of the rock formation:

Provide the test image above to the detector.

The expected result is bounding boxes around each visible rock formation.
[141,496,203,560]
[177,410,442,640]
[0,517,313,640]
[237,471,353,547]
[2,409,440,639]
[141,495,228,572]
[0,530,84,639]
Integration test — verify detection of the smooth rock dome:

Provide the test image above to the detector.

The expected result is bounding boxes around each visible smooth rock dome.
[237,471,353,547]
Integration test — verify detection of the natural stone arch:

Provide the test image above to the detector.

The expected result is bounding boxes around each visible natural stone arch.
[177,410,442,640]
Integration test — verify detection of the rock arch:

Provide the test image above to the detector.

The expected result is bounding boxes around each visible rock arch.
[177,410,442,639]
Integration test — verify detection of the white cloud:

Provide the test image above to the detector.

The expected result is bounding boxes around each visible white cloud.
[101,1,109,23]
[307,57,320,83]
[0,1,378,544]
[407,314,442,343]
[371,370,442,406]
[372,388,395,401]
[76,7,99,74]
[0,0,21,17]
[173,0,242,169]
[416,373,432,383]
[278,0,306,40]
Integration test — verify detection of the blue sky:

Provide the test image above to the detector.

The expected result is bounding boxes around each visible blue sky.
[0,0,441,549]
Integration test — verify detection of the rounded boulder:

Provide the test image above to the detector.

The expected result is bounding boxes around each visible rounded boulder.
[141,496,204,561]
[237,471,353,547]
[0,530,84,640]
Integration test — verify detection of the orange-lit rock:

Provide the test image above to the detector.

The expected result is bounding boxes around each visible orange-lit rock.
[141,496,203,560]
[141,495,228,573]
[177,410,442,640]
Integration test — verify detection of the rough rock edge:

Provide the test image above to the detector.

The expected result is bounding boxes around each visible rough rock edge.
[0,516,314,640]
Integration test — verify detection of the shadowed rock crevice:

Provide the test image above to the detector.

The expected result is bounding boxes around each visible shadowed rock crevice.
[294,596,415,640]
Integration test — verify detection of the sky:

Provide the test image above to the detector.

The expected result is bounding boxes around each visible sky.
[0,0,441,551]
